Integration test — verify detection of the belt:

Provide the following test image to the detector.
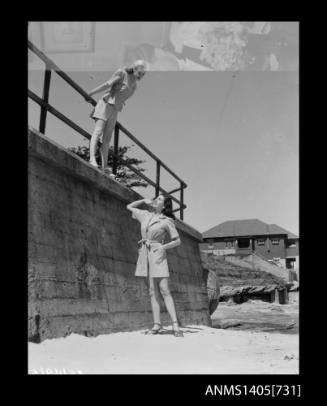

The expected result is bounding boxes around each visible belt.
[138,239,163,249]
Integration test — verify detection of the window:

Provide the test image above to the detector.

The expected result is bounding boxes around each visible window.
[237,238,250,248]
[225,241,234,248]
[257,239,265,246]
[271,238,279,245]
[206,238,215,244]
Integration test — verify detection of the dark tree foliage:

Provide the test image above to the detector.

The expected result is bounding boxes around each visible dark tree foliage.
[69,144,148,188]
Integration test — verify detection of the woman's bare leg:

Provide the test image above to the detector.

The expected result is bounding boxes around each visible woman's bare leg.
[89,119,106,166]
[159,277,180,330]
[100,117,117,171]
[149,277,161,326]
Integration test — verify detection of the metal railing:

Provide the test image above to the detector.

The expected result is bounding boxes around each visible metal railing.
[28,40,187,219]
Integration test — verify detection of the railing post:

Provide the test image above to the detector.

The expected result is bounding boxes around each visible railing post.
[39,67,52,134]
[112,124,119,175]
[155,161,161,197]
[180,182,184,220]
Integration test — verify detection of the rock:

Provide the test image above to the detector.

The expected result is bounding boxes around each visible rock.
[203,268,220,315]
[209,299,219,315]
[263,284,278,293]
[268,305,284,312]
[213,319,243,329]
[248,286,265,294]
[284,323,296,330]
[284,354,296,361]
[289,281,299,292]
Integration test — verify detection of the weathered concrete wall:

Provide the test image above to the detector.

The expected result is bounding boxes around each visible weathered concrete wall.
[28,128,210,342]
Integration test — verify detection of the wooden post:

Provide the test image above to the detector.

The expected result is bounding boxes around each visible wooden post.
[39,68,52,134]
[112,125,119,175]
[273,288,279,303]
[278,288,289,305]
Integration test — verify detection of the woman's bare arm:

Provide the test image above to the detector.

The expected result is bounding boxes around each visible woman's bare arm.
[88,73,123,97]
[161,237,181,250]
[126,198,153,211]
[88,82,110,97]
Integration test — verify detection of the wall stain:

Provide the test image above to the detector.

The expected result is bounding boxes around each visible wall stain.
[76,247,109,309]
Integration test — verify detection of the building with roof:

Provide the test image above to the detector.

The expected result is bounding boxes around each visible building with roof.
[201,219,299,270]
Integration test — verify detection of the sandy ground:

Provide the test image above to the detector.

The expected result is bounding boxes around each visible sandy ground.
[29,324,298,374]
[29,294,299,375]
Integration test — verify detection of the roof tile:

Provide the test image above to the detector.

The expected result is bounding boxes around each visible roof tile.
[203,219,298,239]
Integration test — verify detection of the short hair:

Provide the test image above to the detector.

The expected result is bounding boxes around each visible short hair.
[133,59,147,71]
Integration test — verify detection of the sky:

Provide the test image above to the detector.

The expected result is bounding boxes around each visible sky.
[28,22,299,236]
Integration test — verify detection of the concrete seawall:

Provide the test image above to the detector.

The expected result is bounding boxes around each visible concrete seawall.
[28,128,210,342]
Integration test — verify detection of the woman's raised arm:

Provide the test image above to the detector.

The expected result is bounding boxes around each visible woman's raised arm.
[126,198,153,211]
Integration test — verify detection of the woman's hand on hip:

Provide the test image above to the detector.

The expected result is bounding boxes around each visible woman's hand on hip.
[153,246,166,253]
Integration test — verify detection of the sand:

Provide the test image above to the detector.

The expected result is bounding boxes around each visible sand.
[28,324,299,374]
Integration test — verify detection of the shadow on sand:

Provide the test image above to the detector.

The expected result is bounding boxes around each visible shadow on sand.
[141,325,205,335]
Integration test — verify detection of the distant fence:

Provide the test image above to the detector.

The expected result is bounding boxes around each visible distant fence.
[28,40,187,220]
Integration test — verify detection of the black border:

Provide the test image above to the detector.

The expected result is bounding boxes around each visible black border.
[20,14,313,401]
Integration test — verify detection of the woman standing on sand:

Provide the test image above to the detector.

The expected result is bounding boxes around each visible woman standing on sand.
[86,60,147,175]
[127,194,184,337]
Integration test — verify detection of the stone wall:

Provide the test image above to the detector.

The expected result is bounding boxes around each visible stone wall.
[28,128,210,342]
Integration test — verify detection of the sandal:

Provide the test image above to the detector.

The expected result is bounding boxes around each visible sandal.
[146,323,162,335]
[89,160,99,168]
[103,167,116,178]
[172,321,184,337]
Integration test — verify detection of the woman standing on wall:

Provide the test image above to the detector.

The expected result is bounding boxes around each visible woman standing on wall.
[126,194,184,337]
[86,60,147,175]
